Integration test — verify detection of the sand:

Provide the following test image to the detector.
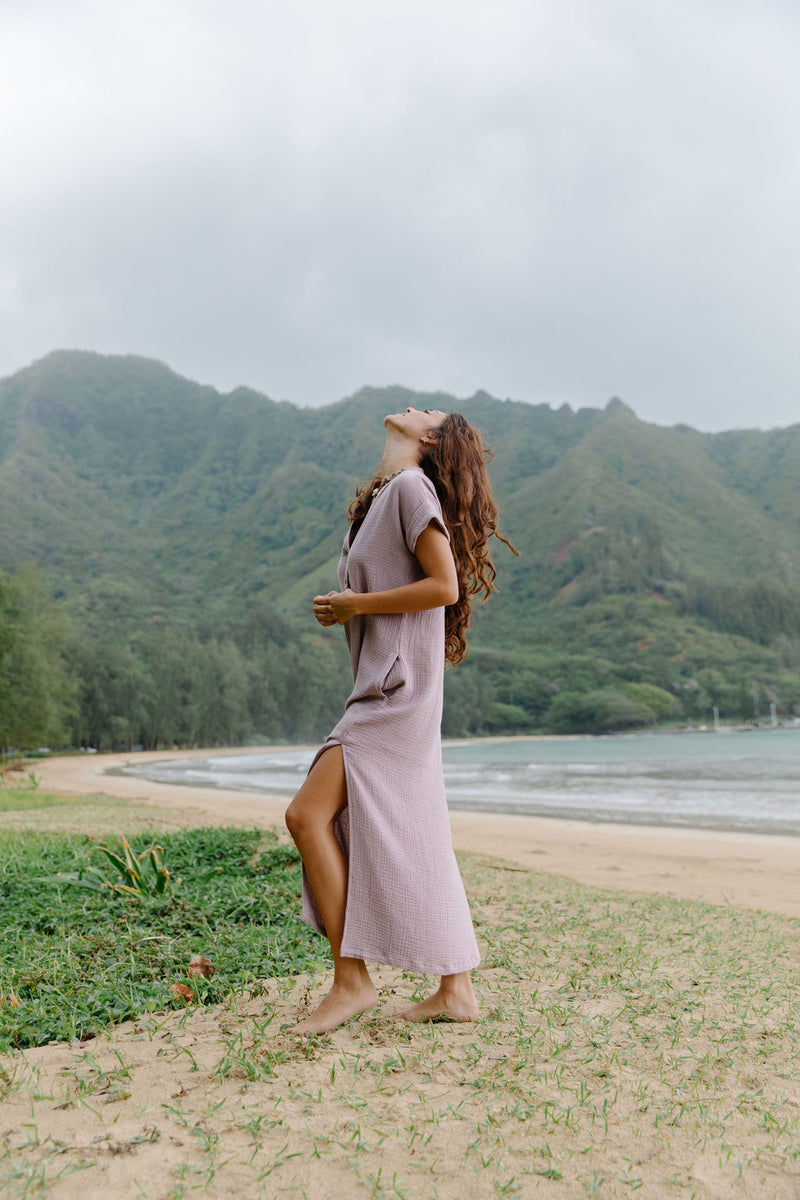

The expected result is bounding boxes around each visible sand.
[31,745,800,919]
[2,747,799,1200]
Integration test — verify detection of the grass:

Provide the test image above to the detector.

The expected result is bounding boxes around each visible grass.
[0,824,329,1050]
[0,786,226,836]
[1,789,799,1197]
[0,789,79,814]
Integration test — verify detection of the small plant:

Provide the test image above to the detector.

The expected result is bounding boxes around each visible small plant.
[37,837,173,897]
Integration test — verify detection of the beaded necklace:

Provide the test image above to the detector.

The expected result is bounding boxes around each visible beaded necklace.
[371,467,408,497]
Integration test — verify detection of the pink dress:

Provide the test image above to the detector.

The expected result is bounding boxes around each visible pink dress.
[301,467,480,975]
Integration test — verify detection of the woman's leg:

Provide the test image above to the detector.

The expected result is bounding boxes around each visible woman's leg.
[285,744,378,1033]
[394,972,479,1023]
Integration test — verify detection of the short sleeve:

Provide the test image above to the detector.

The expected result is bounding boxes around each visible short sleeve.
[395,471,450,555]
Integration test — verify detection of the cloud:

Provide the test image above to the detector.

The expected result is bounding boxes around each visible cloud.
[2,0,799,429]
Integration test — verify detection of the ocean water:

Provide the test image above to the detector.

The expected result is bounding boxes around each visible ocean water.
[119,728,800,836]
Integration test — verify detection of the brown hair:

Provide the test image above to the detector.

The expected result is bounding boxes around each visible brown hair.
[347,412,518,666]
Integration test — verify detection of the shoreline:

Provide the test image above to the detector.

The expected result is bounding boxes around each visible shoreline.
[31,747,800,919]
[113,757,800,841]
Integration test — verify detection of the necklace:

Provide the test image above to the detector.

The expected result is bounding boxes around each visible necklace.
[371,467,407,497]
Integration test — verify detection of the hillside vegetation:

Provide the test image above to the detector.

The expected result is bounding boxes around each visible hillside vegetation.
[1,350,799,749]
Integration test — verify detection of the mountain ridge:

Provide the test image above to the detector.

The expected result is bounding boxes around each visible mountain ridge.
[2,349,799,740]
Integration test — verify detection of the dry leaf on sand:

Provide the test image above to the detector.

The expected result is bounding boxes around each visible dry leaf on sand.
[187,954,216,978]
[169,982,194,1003]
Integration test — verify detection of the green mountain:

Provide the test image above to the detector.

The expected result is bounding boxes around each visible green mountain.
[2,350,799,744]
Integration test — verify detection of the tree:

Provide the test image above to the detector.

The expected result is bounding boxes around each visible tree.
[67,637,152,750]
[0,565,74,755]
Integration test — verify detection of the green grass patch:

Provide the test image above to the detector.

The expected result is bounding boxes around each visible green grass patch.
[0,826,329,1050]
[0,788,81,814]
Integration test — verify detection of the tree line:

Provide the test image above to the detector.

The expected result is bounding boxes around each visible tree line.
[2,565,799,757]
[0,567,353,754]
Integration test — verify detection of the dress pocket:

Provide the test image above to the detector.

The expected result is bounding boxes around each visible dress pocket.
[380,654,407,698]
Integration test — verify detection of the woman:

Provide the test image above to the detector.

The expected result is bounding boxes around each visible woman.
[285,406,516,1034]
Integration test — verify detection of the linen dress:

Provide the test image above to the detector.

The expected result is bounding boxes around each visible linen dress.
[301,466,481,975]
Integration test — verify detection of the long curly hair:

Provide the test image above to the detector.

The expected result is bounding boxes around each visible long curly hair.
[347,412,518,666]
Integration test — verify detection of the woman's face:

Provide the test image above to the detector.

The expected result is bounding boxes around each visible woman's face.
[384,407,447,443]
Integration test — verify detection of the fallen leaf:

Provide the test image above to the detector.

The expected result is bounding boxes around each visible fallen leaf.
[169,983,194,1003]
[2,994,21,1009]
[187,954,216,978]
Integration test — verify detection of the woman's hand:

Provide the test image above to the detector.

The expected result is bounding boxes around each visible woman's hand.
[313,527,458,625]
[313,589,361,626]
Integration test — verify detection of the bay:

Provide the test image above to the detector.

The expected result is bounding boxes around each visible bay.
[120,728,800,836]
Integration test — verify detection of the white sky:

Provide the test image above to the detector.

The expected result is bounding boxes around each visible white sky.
[2,0,799,431]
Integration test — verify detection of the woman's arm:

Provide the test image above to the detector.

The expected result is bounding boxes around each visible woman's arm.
[313,524,458,626]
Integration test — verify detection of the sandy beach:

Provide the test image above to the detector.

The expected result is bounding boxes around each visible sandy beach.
[2,748,799,1199]
[33,745,800,919]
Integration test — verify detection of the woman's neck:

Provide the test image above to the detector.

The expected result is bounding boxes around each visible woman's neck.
[376,436,420,480]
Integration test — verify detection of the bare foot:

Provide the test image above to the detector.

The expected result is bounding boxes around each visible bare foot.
[293,980,379,1034]
[393,985,479,1024]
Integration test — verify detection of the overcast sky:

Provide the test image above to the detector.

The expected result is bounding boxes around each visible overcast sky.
[2,0,799,431]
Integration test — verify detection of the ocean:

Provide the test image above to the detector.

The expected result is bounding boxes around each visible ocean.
[119,728,800,836]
